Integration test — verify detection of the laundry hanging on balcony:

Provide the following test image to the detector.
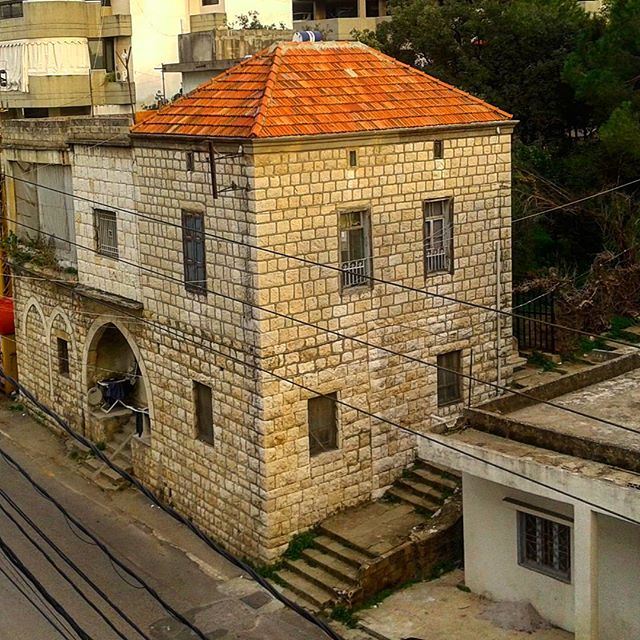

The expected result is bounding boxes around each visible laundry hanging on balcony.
[0,38,90,92]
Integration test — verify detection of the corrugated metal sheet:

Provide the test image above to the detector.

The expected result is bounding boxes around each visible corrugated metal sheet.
[132,41,512,139]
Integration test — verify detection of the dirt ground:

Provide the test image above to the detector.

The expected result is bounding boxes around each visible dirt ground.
[356,570,573,640]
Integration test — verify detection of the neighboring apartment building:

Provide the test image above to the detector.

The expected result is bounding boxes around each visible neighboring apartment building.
[5,41,515,561]
[293,0,389,40]
[0,0,292,117]
[425,352,640,640]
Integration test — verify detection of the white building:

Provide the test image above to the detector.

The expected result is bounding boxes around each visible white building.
[0,0,292,118]
[426,352,640,640]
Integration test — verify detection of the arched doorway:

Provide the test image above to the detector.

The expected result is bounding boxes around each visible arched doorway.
[84,322,150,448]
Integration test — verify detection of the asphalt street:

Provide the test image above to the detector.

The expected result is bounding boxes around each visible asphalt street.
[0,404,338,640]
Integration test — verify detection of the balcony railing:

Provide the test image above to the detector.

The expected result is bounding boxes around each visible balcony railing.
[0,0,23,20]
[425,247,451,274]
[341,258,370,288]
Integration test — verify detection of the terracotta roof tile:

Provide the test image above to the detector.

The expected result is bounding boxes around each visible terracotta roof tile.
[132,41,511,139]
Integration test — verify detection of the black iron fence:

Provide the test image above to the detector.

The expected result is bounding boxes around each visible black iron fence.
[513,289,557,353]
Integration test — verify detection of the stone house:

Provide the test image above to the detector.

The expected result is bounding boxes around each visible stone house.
[5,40,515,561]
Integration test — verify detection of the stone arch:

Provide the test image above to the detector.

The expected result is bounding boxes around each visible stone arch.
[82,317,154,441]
[22,300,51,401]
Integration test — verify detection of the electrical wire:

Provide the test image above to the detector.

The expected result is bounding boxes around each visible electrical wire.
[7,215,640,436]
[0,497,135,640]
[0,449,228,640]
[6,171,640,352]
[514,177,640,223]
[0,487,152,640]
[0,535,93,640]
[0,558,76,640]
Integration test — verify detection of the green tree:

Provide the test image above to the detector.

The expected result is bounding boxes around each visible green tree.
[357,0,595,142]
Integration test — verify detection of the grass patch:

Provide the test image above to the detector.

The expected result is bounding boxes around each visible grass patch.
[456,582,471,593]
[8,402,24,413]
[283,529,317,561]
[606,316,640,343]
[527,351,558,372]
[330,604,358,628]
[96,441,107,451]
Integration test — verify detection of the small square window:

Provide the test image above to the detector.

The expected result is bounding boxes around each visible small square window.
[437,351,462,406]
[194,381,214,445]
[434,140,444,159]
[57,338,69,376]
[186,151,195,172]
[518,512,571,582]
[94,209,119,259]
[308,393,338,456]
[348,150,357,167]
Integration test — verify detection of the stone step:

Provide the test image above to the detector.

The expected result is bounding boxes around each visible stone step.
[274,585,319,613]
[408,466,459,493]
[316,529,377,561]
[415,461,461,481]
[100,465,131,485]
[275,569,335,610]
[385,486,437,513]
[312,535,371,568]
[394,478,445,503]
[300,547,359,584]
[284,558,352,594]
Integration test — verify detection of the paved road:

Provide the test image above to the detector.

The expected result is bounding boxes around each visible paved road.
[0,406,333,640]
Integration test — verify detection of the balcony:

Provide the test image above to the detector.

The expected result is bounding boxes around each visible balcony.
[293,0,389,40]
[0,0,105,40]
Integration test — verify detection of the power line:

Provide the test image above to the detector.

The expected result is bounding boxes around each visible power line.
[0,487,152,640]
[515,177,640,223]
[0,535,93,640]
[0,558,76,640]
[7,171,640,352]
[0,443,313,640]
[7,215,640,436]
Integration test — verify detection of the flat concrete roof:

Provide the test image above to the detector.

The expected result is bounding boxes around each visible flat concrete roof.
[509,367,640,452]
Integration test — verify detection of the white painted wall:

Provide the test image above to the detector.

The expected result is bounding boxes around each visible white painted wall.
[128,0,189,105]
[188,0,292,27]
[597,514,640,640]
[463,474,575,632]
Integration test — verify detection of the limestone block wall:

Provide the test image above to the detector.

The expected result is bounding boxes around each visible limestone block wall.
[131,141,270,558]
[249,126,515,549]
[72,143,141,302]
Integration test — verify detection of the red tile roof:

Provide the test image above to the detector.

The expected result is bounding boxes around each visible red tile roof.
[133,41,511,139]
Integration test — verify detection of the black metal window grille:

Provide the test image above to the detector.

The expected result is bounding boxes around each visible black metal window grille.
[518,511,571,582]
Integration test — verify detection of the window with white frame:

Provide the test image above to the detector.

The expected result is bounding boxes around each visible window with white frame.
[340,210,371,289]
[518,511,571,582]
[94,209,119,259]
[424,198,453,274]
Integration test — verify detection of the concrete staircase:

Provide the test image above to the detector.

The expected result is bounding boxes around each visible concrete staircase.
[76,429,134,491]
[385,462,459,513]
[274,461,461,612]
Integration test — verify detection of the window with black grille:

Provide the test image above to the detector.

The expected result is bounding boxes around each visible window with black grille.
[194,381,214,445]
[182,211,207,294]
[308,393,338,456]
[424,198,453,274]
[518,512,571,582]
[437,350,462,406]
[94,209,119,259]
[340,210,371,289]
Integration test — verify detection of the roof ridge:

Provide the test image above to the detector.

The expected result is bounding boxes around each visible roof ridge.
[367,47,512,120]
[249,42,285,139]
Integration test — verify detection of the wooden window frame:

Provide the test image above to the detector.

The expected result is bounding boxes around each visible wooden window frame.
[182,210,207,295]
[423,198,453,276]
[437,350,463,407]
[433,140,444,159]
[186,151,195,172]
[193,381,214,446]
[339,209,372,291]
[94,208,119,260]
[308,393,339,457]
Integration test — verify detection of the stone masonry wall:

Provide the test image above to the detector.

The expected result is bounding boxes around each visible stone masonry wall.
[249,126,514,553]
[72,143,141,302]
